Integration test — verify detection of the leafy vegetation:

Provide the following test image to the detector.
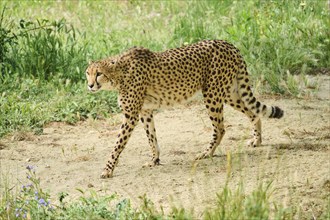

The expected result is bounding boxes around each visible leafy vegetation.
[0,165,192,219]
[5,152,328,219]
[0,0,328,137]
[0,1,329,218]
[0,162,299,220]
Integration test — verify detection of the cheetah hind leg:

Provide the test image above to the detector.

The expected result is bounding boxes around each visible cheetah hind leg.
[247,118,261,147]
[140,110,161,168]
[225,94,262,148]
[142,158,160,168]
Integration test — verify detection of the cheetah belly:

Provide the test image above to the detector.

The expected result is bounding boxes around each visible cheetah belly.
[142,87,200,110]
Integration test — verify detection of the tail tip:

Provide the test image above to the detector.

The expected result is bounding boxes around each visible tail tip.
[270,106,284,119]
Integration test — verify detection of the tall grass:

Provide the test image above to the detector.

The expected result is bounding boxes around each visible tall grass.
[168,0,329,94]
[0,1,328,135]
[0,14,85,81]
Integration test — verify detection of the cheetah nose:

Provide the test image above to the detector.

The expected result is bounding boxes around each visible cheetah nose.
[88,84,94,88]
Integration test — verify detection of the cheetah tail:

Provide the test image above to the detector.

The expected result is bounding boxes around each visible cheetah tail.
[237,75,284,119]
[267,106,284,119]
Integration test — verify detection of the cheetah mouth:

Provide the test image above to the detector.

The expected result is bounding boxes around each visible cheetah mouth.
[88,86,102,93]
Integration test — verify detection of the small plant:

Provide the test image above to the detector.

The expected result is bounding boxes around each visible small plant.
[0,165,192,219]
[203,181,294,220]
[203,152,292,220]
[2,165,54,219]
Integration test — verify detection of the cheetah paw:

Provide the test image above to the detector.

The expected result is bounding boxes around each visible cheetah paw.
[195,152,212,160]
[100,169,113,179]
[247,139,261,148]
[142,158,160,168]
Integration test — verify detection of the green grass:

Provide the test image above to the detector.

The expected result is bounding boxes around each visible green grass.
[0,77,119,137]
[0,161,301,220]
[4,153,329,219]
[0,0,329,137]
[0,165,191,219]
[0,1,329,218]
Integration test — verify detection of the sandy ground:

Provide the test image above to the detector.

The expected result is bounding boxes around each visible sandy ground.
[0,75,329,218]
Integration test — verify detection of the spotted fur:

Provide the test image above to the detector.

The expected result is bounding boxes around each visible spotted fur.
[85,40,284,178]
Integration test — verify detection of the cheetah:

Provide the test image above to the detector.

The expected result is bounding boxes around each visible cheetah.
[85,40,283,178]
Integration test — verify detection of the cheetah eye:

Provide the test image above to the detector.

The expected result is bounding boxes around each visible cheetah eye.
[110,60,115,64]
[96,72,102,77]
[86,71,89,75]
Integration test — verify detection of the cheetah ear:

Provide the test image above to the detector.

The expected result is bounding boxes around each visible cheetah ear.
[88,60,94,65]
[109,57,118,65]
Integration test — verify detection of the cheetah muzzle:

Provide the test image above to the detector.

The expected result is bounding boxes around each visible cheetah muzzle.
[85,40,284,178]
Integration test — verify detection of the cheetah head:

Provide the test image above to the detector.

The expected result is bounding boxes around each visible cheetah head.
[85,58,119,92]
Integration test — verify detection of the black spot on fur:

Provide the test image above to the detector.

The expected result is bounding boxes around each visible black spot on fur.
[249,97,256,105]
[270,106,284,119]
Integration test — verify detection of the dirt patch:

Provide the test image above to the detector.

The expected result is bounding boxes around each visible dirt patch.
[1,75,329,218]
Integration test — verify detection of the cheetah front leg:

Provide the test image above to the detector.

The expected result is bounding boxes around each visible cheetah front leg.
[100,90,144,178]
[100,114,139,178]
[140,110,160,167]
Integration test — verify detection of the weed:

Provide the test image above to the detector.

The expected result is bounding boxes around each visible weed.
[0,1,328,138]
[3,17,87,82]
[0,166,193,219]
[1,165,54,219]
[2,165,292,219]
[203,179,294,220]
